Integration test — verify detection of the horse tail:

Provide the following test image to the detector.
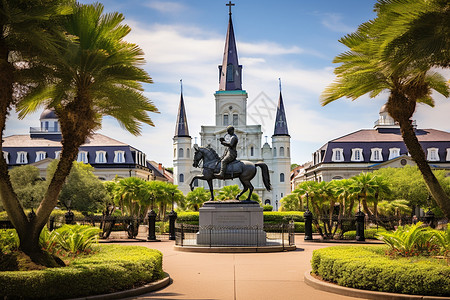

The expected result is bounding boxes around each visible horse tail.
[256,162,271,191]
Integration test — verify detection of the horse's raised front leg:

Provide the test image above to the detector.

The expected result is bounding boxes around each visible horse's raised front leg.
[207,179,214,201]
[189,175,207,191]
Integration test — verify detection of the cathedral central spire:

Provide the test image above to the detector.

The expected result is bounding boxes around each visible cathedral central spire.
[175,80,190,137]
[273,78,289,136]
[218,2,242,91]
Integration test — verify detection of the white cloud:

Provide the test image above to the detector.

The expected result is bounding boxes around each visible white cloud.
[321,13,355,33]
[143,1,186,14]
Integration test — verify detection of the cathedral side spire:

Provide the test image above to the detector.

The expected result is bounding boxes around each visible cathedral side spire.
[175,80,190,137]
[218,2,242,91]
[273,79,289,136]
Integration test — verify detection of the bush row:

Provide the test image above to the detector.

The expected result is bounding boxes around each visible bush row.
[311,245,450,296]
[177,211,304,223]
[342,229,381,240]
[0,245,164,299]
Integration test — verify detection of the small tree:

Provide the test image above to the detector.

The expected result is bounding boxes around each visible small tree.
[9,165,47,209]
[185,187,209,211]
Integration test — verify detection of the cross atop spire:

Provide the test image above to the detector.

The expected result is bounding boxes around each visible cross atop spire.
[226,1,235,15]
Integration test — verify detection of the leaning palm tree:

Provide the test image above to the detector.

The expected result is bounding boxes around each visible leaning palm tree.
[12,3,157,264]
[0,0,74,265]
[321,0,450,218]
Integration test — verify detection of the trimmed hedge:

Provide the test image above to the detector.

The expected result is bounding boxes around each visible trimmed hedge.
[0,245,164,299]
[263,211,304,222]
[311,245,450,296]
[342,229,382,240]
[177,211,304,224]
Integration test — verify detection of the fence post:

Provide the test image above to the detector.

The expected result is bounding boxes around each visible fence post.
[355,211,365,241]
[425,210,435,229]
[147,209,157,241]
[180,224,184,246]
[168,210,177,240]
[282,224,285,250]
[65,210,74,225]
[304,210,313,240]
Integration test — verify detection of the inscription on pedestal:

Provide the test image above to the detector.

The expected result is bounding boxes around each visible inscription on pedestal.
[215,213,247,226]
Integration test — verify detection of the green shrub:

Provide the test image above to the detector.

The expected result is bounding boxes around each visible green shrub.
[0,230,19,253]
[156,221,169,234]
[311,245,450,296]
[377,222,444,257]
[0,245,164,299]
[263,211,304,223]
[263,205,273,211]
[177,212,199,223]
[343,229,382,240]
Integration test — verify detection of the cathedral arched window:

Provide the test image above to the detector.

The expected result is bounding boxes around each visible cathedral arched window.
[194,179,199,187]
[226,64,234,82]
[280,173,285,182]
[179,148,184,158]
[273,147,277,157]
[250,146,254,156]
[223,114,229,126]
[174,148,176,158]
[186,148,190,158]
[287,147,290,157]
[232,113,238,126]
[179,174,184,183]
[280,147,285,157]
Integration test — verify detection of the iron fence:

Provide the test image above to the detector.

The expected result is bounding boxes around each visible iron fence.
[175,223,295,248]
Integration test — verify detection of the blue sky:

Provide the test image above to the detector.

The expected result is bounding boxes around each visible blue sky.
[5,0,449,168]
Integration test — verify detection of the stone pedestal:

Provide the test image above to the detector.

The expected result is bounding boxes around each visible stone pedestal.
[197,201,266,246]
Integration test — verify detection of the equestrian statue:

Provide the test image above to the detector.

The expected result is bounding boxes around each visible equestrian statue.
[190,125,271,202]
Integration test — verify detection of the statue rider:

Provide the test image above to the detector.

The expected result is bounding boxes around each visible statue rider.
[215,125,238,178]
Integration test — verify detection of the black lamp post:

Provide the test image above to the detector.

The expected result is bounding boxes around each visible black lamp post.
[355,195,365,241]
[64,199,74,225]
[304,192,313,240]
[168,192,177,240]
[147,195,159,241]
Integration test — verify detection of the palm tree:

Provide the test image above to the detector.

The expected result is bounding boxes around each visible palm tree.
[332,179,356,217]
[350,173,378,217]
[217,185,241,200]
[280,193,302,211]
[321,0,450,218]
[0,0,74,265]
[113,177,149,218]
[185,187,209,211]
[5,3,157,264]
[371,175,392,219]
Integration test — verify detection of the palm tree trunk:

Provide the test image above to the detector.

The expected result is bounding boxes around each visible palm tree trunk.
[397,115,450,218]
[362,196,373,217]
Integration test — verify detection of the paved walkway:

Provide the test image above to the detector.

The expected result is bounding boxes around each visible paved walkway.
[119,236,367,300]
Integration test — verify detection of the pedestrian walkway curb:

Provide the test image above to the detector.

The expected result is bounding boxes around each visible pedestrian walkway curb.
[69,272,170,300]
[304,270,449,300]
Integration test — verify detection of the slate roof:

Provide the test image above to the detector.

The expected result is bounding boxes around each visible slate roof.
[218,13,242,91]
[174,92,190,137]
[332,128,450,142]
[273,91,289,136]
[3,133,128,147]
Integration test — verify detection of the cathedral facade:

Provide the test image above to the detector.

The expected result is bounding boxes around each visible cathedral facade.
[173,8,291,210]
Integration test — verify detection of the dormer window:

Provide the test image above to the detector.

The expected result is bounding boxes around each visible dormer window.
[35,151,46,162]
[95,151,107,163]
[226,64,234,82]
[3,151,9,164]
[114,150,125,163]
[351,148,364,162]
[332,148,344,162]
[55,151,61,159]
[17,151,28,164]
[389,148,400,160]
[446,148,450,161]
[77,151,88,163]
[427,148,439,161]
[370,148,383,162]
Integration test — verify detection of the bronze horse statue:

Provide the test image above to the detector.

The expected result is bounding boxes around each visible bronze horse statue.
[190,145,271,201]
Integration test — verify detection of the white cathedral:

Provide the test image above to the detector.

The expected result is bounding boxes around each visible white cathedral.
[173,6,291,210]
